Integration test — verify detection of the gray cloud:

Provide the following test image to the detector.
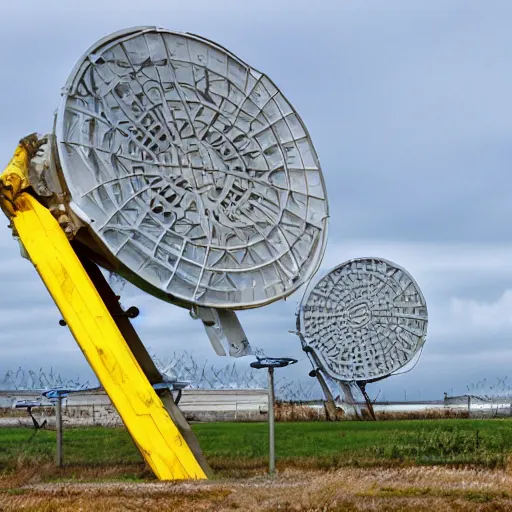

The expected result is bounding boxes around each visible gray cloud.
[0,1,512,400]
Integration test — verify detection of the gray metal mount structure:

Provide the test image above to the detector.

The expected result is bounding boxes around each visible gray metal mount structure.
[296,257,428,419]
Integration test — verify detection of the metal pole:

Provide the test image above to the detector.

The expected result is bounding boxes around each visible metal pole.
[250,356,297,476]
[306,349,338,421]
[56,397,63,467]
[358,382,377,421]
[268,367,275,475]
[339,382,361,419]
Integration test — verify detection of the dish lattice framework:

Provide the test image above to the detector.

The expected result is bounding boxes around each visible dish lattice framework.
[298,258,428,382]
[55,27,328,309]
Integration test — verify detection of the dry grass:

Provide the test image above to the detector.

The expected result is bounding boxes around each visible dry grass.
[0,408,55,419]
[275,402,335,421]
[273,403,470,422]
[0,405,472,422]
[375,408,470,421]
[2,465,512,511]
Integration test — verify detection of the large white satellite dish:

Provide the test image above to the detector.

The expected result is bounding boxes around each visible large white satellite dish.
[53,26,329,310]
[298,257,428,383]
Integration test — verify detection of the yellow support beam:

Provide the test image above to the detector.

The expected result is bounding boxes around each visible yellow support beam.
[10,192,207,481]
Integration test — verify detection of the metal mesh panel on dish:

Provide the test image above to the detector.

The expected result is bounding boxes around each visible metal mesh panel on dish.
[55,27,328,309]
[299,258,428,381]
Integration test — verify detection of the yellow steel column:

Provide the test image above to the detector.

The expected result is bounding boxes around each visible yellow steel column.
[9,192,207,481]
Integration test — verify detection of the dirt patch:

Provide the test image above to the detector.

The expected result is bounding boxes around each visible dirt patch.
[2,466,512,511]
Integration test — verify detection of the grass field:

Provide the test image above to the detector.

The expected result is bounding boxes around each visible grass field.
[2,419,512,470]
[2,419,512,510]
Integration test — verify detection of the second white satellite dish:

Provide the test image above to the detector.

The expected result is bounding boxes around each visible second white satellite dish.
[298,257,428,382]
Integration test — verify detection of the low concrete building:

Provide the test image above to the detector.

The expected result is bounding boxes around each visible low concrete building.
[0,388,268,426]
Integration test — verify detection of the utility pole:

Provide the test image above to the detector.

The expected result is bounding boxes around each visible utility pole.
[267,367,276,474]
[55,396,63,467]
[42,389,69,468]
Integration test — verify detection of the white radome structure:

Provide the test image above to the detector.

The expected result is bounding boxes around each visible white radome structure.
[54,26,329,311]
[298,257,428,382]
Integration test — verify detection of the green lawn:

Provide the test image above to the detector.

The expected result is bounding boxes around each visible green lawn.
[1,419,512,472]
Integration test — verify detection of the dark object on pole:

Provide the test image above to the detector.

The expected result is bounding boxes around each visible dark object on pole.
[112,306,140,319]
[250,357,297,369]
[250,357,297,476]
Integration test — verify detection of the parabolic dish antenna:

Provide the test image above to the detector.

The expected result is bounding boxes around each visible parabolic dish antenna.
[54,26,329,309]
[297,257,428,382]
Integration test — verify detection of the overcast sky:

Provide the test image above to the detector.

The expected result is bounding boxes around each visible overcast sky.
[1,0,512,401]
